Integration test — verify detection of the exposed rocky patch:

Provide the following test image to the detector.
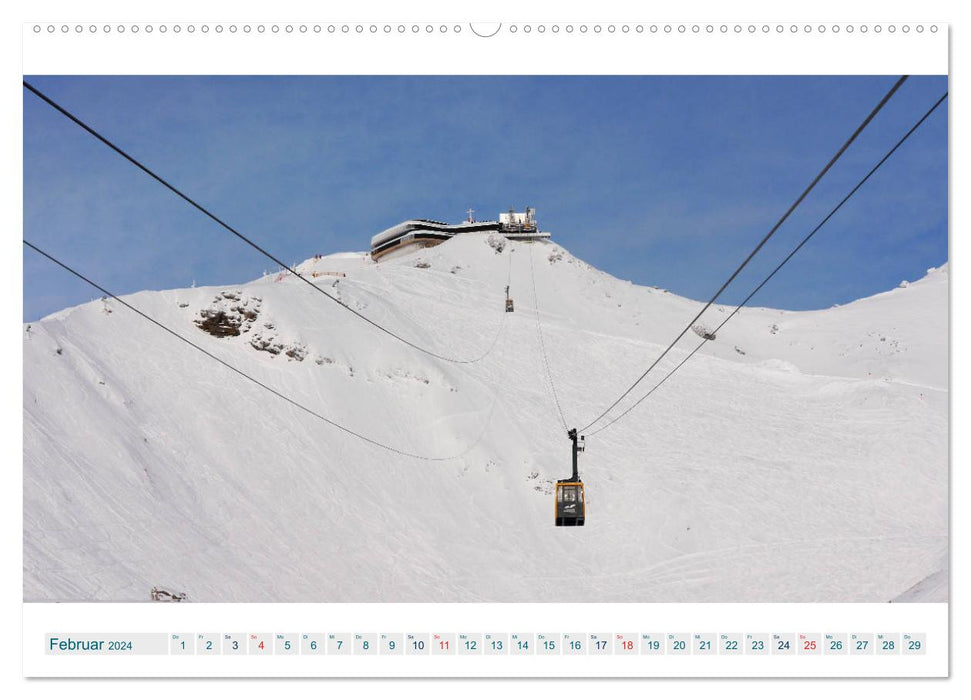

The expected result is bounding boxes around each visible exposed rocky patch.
[195,291,262,338]
[249,325,308,362]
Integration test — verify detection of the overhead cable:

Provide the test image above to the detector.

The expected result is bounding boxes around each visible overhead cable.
[578,75,909,433]
[589,90,948,437]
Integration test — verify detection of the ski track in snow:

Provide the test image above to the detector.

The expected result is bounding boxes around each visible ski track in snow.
[23,234,948,603]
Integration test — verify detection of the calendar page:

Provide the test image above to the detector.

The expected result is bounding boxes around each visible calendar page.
[16,0,952,687]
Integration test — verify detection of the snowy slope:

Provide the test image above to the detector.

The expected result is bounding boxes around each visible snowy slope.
[23,234,948,602]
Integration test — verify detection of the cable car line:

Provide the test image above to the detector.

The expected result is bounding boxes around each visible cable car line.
[577,75,909,434]
[527,244,588,526]
[528,244,570,432]
[587,90,948,438]
[453,248,515,361]
[24,239,502,462]
[505,246,516,313]
[507,246,514,289]
[22,80,504,366]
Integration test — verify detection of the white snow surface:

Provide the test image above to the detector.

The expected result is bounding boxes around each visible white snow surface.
[23,235,948,602]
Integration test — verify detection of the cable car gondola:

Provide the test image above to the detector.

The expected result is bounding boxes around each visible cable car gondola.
[555,429,585,526]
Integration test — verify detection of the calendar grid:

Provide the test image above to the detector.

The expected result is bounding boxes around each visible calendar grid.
[43,630,929,656]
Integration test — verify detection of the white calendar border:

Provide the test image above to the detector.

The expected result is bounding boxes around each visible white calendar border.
[11,0,959,691]
[23,602,947,677]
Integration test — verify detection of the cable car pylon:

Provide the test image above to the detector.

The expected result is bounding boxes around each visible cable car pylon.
[555,428,586,526]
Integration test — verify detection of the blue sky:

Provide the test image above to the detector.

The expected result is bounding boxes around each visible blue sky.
[23,75,947,321]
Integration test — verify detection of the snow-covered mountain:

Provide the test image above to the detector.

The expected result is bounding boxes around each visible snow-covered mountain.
[23,234,948,603]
